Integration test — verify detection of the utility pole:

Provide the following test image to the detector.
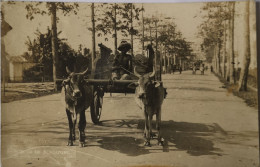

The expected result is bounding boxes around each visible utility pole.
[50,3,58,91]
[91,3,96,71]
[223,19,226,79]
[114,4,117,55]
[155,19,159,80]
[231,1,235,84]
[142,4,144,53]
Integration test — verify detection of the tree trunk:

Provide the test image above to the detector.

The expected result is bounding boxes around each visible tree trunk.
[226,19,231,81]
[222,21,226,79]
[1,41,6,96]
[174,54,176,65]
[237,0,250,91]
[91,3,96,77]
[215,44,219,73]
[214,45,217,72]
[164,48,166,73]
[257,0,260,93]
[114,4,117,55]
[218,41,221,75]
[130,3,133,56]
[231,1,236,84]
[149,24,152,45]
[179,58,182,69]
[50,3,58,91]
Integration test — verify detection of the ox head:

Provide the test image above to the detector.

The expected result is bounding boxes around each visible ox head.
[130,67,160,99]
[63,67,88,99]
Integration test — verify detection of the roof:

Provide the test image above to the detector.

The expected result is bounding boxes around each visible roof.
[1,20,12,37]
[7,56,27,63]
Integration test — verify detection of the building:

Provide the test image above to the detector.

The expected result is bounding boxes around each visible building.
[6,55,35,82]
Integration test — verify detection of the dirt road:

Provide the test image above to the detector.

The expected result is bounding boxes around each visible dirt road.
[1,70,259,167]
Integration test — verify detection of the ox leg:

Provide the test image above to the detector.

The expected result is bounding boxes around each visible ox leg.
[150,114,156,139]
[78,111,86,147]
[143,107,154,138]
[66,109,74,146]
[143,108,151,147]
[72,115,76,141]
[143,111,148,138]
[156,109,163,146]
[147,114,153,146]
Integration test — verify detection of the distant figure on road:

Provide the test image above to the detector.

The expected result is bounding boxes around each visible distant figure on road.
[179,65,182,74]
[170,64,174,74]
[192,64,196,75]
[211,65,213,73]
[200,64,204,75]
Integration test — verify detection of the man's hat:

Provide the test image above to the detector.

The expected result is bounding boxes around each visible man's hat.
[118,41,131,51]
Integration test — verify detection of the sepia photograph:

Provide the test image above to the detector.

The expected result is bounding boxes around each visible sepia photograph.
[1,0,259,167]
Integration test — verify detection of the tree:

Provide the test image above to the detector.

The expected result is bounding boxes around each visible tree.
[95,3,143,55]
[120,3,143,55]
[199,2,232,77]
[91,3,96,71]
[94,3,120,55]
[23,28,76,79]
[237,1,251,91]
[25,2,79,90]
[230,2,236,84]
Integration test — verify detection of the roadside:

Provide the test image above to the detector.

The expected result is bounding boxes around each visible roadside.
[1,82,56,103]
[214,73,258,108]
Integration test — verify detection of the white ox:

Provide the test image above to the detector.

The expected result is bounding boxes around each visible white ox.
[130,68,166,146]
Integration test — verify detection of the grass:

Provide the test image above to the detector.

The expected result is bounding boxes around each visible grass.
[1,82,57,103]
[215,73,258,109]
[1,90,57,103]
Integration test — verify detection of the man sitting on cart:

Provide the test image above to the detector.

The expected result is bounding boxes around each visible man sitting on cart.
[112,41,133,80]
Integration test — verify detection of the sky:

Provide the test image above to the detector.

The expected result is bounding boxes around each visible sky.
[2,1,204,57]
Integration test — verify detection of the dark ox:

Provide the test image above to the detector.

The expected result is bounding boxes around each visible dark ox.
[61,67,91,147]
[131,68,166,146]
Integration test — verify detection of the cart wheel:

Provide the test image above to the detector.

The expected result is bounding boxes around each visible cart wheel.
[90,88,103,124]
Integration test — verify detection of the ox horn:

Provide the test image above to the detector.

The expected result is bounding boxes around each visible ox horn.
[134,67,142,78]
[80,68,88,75]
[66,66,72,75]
[149,67,156,78]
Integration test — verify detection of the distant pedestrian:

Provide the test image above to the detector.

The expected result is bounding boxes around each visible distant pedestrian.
[200,64,204,75]
[179,65,182,74]
[170,64,174,74]
[192,65,196,75]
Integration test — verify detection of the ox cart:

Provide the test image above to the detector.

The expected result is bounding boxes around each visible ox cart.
[59,43,165,147]
[86,44,162,124]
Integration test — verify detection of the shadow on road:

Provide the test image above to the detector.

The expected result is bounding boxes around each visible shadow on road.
[159,120,222,156]
[97,136,149,156]
[91,119,223,156]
